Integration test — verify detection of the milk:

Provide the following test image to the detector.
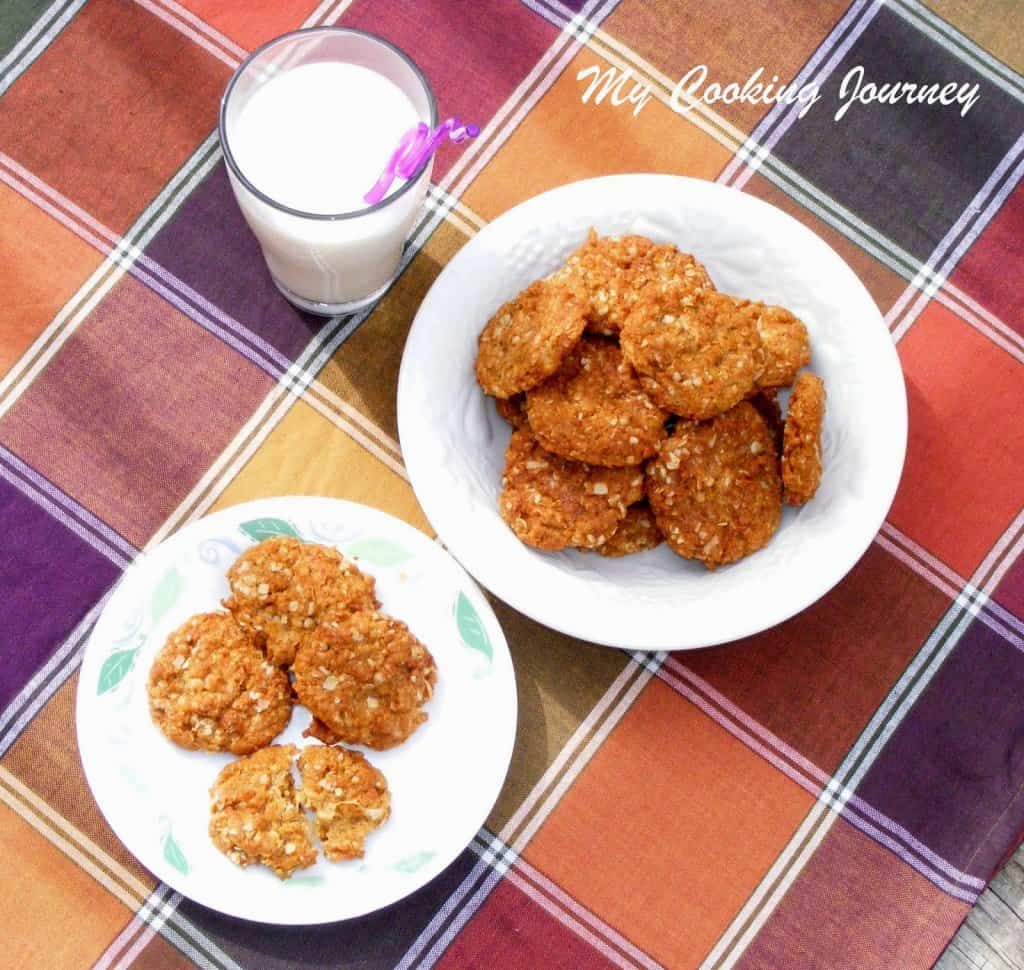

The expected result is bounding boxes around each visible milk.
[222,55,433,312]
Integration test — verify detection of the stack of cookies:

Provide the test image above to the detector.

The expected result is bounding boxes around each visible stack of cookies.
[147,536,438,878]
[475,231,826,569]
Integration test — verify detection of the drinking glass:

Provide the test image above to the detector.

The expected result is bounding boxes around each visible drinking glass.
[219,28,437,315]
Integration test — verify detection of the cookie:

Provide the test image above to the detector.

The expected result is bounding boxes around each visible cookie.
[148,612,292,755]
[208,745,317,879]
[646,401,782,568]
[475,277,589,398]
[498,428,644,550]
[632,243,715,306]
[782,371,826,505]
[551,233,714,336]
[752,303,810,389]
[592,501,663,557]
[494,393,529,430]
[620,290,764,419]
[297,746,390,861]
[525,336,667,466]
[293,610,437,750]
[224,536,378,666]
[303,716,344,746]
[550,231,656,335]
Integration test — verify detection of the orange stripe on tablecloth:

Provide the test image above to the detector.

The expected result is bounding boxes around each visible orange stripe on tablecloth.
[523,678,814,968]
[175,0,341,52]
[0,800,131,969]
[0,181,104,380]
[0,0,229,236]
[602,0,849,134]
[0,766,153,908]
[891,299,1024,579]
[463,48,732,221]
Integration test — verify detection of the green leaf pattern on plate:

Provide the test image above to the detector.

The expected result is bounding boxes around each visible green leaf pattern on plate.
[390,850,436,874]
[454,592,492,666]
[97,648,139,695]
[150,566,182,625]
[163,830,189,875]
[344,537,411,567]
[239,517,301,542]
[283,873,327,888]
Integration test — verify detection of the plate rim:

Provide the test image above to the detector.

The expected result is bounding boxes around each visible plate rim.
[397,173,908,650]
[75,494,518,924]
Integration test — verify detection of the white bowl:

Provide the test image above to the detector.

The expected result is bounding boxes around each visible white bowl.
[397,175,906,650]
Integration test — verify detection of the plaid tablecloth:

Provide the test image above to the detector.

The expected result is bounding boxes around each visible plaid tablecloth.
[3,0,1024,967]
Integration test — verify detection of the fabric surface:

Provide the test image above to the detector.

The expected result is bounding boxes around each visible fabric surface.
[1,1,1023,967]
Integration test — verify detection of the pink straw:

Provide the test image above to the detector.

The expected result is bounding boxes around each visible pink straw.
[364,117,479,205]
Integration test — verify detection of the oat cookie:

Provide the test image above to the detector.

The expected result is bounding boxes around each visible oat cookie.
[208,745,317,879]
[498,428,644,550]
[646,401,782,568]
[525,337,667,466]
[551,233,714,336]
[224,536,378,666]
[303,716,344,746]
[148,612,292,754]
[293,610,437,750]
[620,290,764,419]
[782,372,826,505]
[550,231,656,335]
[632,243,715,305]
[494,393,529,430]
[752,304,810,389]
[475,277,589,398]
[297,746,390,861]
[593,502,664,557]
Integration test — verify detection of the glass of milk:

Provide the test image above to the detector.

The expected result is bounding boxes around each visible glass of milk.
[219,28,437,315]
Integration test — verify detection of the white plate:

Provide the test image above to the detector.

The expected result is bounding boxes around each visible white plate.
[397,174,907,650]
[76,497,516,924]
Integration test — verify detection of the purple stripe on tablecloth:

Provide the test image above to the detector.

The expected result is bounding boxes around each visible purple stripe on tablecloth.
[339,0,560,182]
[144,164,328,363]
[771,3,1024,263]
[735,819,971,970]
[856,613,1024,880]
[0,273,275,547]
[0,475,120,711]
[995,549,1024,624]
[0,443,136,563]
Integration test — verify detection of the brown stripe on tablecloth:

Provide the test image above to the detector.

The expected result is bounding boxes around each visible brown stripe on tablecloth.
[208,399,430,532]
[741,172,909,314]
[921,0,1024,75]
[2,672,158,888]
[128,932,198,970]
[318,222,468,444]
[602,0,849,132]
[484,597,631,833]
